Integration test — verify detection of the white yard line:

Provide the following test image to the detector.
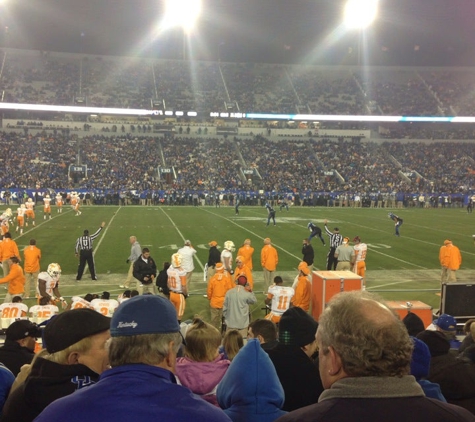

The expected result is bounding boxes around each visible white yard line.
[201,208,302,261]
[159,207,205,270]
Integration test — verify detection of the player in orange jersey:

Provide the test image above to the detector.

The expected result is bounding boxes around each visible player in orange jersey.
[352,236,367,288]
[43,194,52,220]
[55,193,63,213]
[71,192,81,216]
[167,253,187,322]
[16,204,25,234]
[24,198,35,227]
[265,276,294,324]
[0,208,12,236]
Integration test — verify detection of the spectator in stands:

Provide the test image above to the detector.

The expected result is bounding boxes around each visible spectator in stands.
[221,329,244,361]
[0,320,41,376]
[2,308,111,421]
[432,314,462,350]
[217,338,287,422]
[279,292,474,422]
[247,319,279,351]
[417,329,475,414]
[267,307,322,412]
[33,295,231,422]
[175,318,230,406]
[410,337,446,402]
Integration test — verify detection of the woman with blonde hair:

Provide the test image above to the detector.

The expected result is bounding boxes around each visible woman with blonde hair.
[175,318,230,406]
[222,329,244,361]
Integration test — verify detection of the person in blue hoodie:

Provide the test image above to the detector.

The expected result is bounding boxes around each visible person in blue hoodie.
[217,338,287,422]
[410,337,446,402]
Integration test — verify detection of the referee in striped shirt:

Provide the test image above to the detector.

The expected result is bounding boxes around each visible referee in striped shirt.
[75,221,106,281]
[324,219,343,270]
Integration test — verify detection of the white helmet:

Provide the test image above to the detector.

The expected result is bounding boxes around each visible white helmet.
[171,253,182,268]
[224,240,235,252]
[4,208,12,217]
[20,204,25,209]
[45,194,50,198]
[27,198,33,202]
[47,263,62,279]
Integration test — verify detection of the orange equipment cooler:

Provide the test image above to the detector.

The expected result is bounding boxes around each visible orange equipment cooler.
[386,301,433,328]
[311,270,363,320]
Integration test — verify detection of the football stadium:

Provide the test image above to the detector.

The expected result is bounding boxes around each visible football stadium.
[0,1,475,419]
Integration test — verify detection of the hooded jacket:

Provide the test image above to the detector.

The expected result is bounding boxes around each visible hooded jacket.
[217,338,287,422]
[175,354,230,406]
[1,356,99,422]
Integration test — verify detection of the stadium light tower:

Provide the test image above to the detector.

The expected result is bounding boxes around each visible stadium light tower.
[162,0,202,60]
[343,0,378,65]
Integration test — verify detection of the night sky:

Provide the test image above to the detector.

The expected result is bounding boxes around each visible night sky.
[0,0,473,66]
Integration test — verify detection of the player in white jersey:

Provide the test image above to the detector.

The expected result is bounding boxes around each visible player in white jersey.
[0,296,28,327]
[25,198,35,226]
[0,208,12,236]
[70,294,95,310]
[16,204,26,234]
[352,236,368,288]
[167,253,188,322]
[36,263,67,309]
[91,291,119,316]
[29,296,59,323]
[43,194,52,219]
[265,276,294,323]
[56,193,63,213]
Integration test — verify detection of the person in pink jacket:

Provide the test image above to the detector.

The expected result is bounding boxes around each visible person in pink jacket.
[176,318,230,406]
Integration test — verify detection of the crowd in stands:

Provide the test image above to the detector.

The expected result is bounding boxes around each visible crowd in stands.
[1,129,475,199]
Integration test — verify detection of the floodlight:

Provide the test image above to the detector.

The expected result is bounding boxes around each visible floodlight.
[162,0,202,33]
[344,0,378,29]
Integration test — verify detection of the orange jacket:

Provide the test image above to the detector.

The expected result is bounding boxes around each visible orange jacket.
[237,245,255,270]
[261,245,278,271]
[24,245,41,273]
[207,271,233,308]
[292,275,311,312]
[233,264,253,289]
[0,263,25,295]
[0,238,20,262]
[439,244,462,270]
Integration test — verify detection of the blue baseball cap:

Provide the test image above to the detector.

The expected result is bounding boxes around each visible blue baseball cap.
[433,314,457,332]
[111,295,179,337]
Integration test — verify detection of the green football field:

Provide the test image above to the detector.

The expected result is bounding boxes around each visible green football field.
[6,204,475,321]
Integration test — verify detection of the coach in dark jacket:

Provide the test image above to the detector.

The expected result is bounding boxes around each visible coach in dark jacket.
[133,248,157,295]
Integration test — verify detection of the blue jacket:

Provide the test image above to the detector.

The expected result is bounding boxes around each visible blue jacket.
[34,364,231,422]
[217,338,287,422]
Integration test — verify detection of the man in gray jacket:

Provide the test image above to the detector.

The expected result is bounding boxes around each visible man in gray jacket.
[223,275,256,338]
[120,236,141,289]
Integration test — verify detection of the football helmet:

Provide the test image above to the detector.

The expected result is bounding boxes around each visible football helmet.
[27,198,33,202]
[171,253,182,268]
[20,204,26,209]
[4,208,12,217]
[47,263,62,279]
[224,240,235,252]
[307,222,312,229]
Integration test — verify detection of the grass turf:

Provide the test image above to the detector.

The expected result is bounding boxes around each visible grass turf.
[7,204,474,321]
